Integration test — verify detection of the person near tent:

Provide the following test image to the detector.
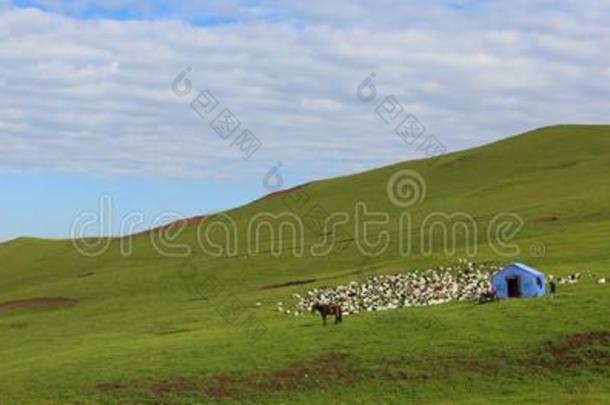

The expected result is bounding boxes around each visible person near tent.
[549,275,557,298]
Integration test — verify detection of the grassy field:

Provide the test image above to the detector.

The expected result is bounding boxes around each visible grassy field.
[0,125,609,404]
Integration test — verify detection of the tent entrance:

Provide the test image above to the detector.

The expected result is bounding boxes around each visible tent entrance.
[507,276,520,298]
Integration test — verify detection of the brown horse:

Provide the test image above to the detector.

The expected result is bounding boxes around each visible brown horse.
[311,303,343,325]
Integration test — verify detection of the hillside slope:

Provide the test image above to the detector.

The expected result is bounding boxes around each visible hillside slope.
[1,125,609,403]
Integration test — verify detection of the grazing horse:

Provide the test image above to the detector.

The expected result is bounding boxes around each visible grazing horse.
[311,303,343,325]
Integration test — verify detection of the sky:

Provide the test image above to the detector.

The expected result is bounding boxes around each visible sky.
[1,0,609,241]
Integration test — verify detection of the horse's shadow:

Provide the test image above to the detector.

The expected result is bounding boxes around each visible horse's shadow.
[298,323,317,328]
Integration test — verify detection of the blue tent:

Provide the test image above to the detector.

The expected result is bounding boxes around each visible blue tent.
[492,263,546,299]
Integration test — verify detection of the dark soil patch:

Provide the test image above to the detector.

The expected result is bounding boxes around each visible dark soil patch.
[0,321,29,331]
[540,331,610,368]
[202,351,355,399]
[261,279,317,290]
[0,297,78,314]
[149,377,196,397]
[145,215,207,235]
[251,183,310,204]
[95,351,356,400]
[439,154,478,168]
[535,216,560,223]
[153,327,191,336]
[95,382,130,393]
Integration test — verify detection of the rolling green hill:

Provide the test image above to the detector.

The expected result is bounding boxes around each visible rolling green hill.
[1,125,609,403]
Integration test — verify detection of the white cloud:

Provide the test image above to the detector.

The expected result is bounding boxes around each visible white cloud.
[1,2,610,181]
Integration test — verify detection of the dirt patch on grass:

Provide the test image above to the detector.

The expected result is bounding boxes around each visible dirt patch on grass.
[144,215,207,235]
[439,154,478,168]
[262,279,317,290]
[535,216,560,223]
[0,321,29,331]
[541,331,610,368]
[95,382,131,393]
[203,351,354,399]
[95,351,356,400]
[0,297,78,314]
[250,183,312,205]
[149,377,197,397]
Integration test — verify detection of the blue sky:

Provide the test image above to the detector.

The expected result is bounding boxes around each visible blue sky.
[1,0,609,240]
[0,173,262,240]
[10,0,246,24]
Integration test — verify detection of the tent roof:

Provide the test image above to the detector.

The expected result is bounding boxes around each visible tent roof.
[503,262,545,278]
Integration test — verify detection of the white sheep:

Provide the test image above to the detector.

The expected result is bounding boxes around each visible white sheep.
[289,261,493,316]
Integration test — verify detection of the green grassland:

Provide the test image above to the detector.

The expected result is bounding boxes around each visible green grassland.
[0,125,609,403]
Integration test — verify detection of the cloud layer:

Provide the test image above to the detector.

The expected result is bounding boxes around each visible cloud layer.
[1,1,610,180]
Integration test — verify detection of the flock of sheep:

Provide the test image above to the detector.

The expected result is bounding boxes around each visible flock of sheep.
[272,260,607,317]
[553,273,582,285]
[551,272,606,285]
[284,260,498,317]
[549,273,606,284]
